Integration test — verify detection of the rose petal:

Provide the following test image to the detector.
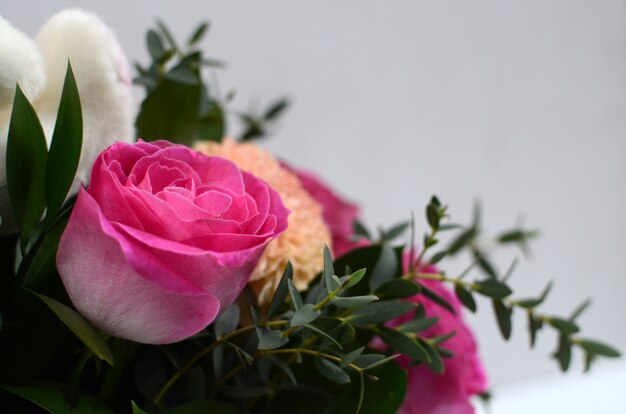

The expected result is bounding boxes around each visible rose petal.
[57,189,221,344]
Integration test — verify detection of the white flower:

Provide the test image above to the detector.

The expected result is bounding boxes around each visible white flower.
[0,9,135,234]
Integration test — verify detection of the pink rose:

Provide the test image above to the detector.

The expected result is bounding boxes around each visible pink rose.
[284,164,367,257]
[393,256,488,414]
[56,140,289,344]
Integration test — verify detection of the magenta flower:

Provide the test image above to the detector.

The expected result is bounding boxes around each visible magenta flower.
[393,256,489,413]
[56,140,289,344]
[284,164,367,257]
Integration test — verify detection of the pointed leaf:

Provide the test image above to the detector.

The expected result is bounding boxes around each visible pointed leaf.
[347,300,415,325]
[455,284,477,312]
[576,339,621,358]
[369,243,398,290]
[313,358,350,384]
[258,330,288,350]
[330,295,378,309]
[473,279,512,299]
[291,303,321,327]
[378,327,430,363]
[267,262,292,319]
[323,245,338,294]
[32,292,113,365]
[375,278,421,300]
[493,299,512,340]
[6,85,48,243]
[44,64,82,227]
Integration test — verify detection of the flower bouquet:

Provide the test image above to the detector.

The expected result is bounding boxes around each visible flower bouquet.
[0,10,620,414]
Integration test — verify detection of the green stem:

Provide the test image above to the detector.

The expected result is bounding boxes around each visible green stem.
[154,320,286,405]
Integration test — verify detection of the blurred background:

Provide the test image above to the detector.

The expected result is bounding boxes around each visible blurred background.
[2,1,625,411]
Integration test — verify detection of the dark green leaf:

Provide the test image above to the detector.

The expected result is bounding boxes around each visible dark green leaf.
[473,279,512,299]
[214,303,239,337]
[418,338,444,373]
[429,251,447,264]
[313,358,350,384]
[528,311,543,348]
[188,21,209,46]
[516,281,553,309]
[32,292,114,364]
[330,295,378,309]
[369,243,398,291]
[419,283,456,314]
[493,299,512,340]
[554,334,572,372]
[267,262,292,319]
[497,229,539,244]
[155,20,179,51]
[397,317,440,333]
[475,253,498,279]
[44,64,82,227]
[547,317,580,335]
[132,401,149,414]
[291,303,321,327]
[197,99,225,142]
[426,204,439,229]
[147,30,165,60]
[347,300,415,325]
[455,284,477,312]
[356,354,399,371]
[328,321,356,345]
[353,220,371,240]
[569,299,592,321]
[576,339,621,358]
[375,278,421,300]
[382,221,410,242]
[264,99,289,120]
[447,227,477,255]
[258,330,288,350]
[378,327,430,363]
[165,66,198,85]
[1,382,113,413]
[7,85,47,243]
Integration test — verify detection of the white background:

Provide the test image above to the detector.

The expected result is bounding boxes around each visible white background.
[2,1,625,410]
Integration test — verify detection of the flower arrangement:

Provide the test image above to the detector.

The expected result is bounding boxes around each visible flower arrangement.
[0,10,620,414]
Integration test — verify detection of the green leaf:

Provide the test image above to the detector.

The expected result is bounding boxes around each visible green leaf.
[355,354,399,371]
[455,284,477,312]
[418,338,444,373]
[287,278,303,309]
[6,84,48,243]
[165,65,198,85]
[340,347,365,368]
[22,206,71,289]
[493,299,512,340]
[264,98,289,120]
[547,317,580,335]
[419,283,456,314]
[516,281,553,309]
[397,317,440,333]
[347,300,415,325]
[369,243,398,291]
[345,268,367,289]
[353,220,371,240]
[188,21,209,46]
[258,330,288,350]
[1,382,113,414]
[291,303,321,327]
[528,311,543,348]
[147,29,165,60]
[155,19,179,51]
[375,278,421,300]
[136,80,203,146]
[132,401,149,414]
[569,299,592,321]
[323,245,338,294]
[473,279,512,299]
[576,339,621,358]
[197,99,225,142]
[553,334,572,372]
[314,358,350,384]
[382,221,410,242]
[32,292,114,365]
[426,203,439,229]
[44,64,82,227]
[378,327,430,362]
[267,262,292,319]
[429,251,447,264]
[447,227,477,255]
[214,303,239,337]
[330,295,378,309]
[304,324,343,350]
